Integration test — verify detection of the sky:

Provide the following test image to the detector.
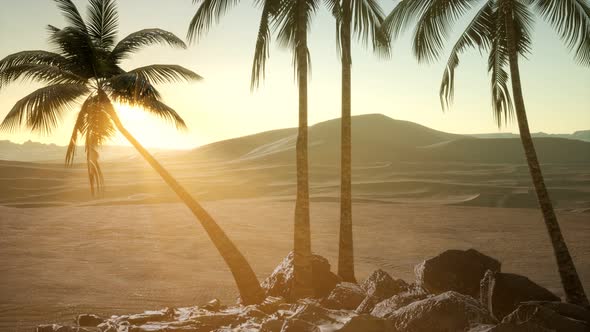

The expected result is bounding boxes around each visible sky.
[0,0,588,149]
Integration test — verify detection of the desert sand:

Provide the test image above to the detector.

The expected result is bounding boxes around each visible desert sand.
[1,200,589,331]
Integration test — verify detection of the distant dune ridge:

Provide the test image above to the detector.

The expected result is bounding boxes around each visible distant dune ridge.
[0,114,589,210]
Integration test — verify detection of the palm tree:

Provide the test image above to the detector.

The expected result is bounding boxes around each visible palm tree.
[384,0,590,306]
[0,0,264,305]
[329,0,389,283]
[188,0,319,299]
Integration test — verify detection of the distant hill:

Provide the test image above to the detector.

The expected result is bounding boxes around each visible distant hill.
[184,114,590,165]
[471,130,590,142]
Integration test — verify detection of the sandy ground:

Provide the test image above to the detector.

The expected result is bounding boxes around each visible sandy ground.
[1,199,589,331]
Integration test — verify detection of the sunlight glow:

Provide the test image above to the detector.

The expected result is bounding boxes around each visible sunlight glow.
[111,103,197,150]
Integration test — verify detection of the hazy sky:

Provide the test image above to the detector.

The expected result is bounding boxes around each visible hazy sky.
[0,0,588,149]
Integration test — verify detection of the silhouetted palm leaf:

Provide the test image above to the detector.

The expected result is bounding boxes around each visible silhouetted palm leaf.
[110,29,187,61]
[87,0,119,49]
[187,0,240,42]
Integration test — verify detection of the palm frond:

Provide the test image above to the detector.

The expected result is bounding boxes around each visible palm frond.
[47,26,97,77]
[512,0,535,57]
[532,0,590,65]
[53,0,88,33]
[136,98,188,130]
[382,0,424,41]
[440,0,494,111]
[87,0,119,49]
[187,0,241,43]
[0,83,89,134]
[0,51,69,72]
[110,29,186,61]
[127,65,203,84]
[351,0,389,55]
[412,0,475,63]
[251,0,281,90]
[488,2,514,127]
[0,63,85,89]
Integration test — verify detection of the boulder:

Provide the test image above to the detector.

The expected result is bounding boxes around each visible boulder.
[501,302,590,332]
[415,249,501,298]
[360,269,409,300]
[387,291,497,331]
[370,289,430,318]
[522,301,590,324]
[469,322,552,331]
[280,318,320,332]
[261,252,341,300]
[335,315,392,332]
[257,297,287,315]
[480,270,560,320]
[202,298,222,311]
[77,314,104,327]
[323,282,366,310]
[260,318,285,332]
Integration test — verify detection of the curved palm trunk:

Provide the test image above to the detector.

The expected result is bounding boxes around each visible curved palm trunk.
[107,108,265,305]
[291,0,315,300]
[505,7,589,307]
[337,1,356,283]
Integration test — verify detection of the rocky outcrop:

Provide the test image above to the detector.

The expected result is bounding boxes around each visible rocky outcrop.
[501,302,590,332]
[415,249,501,298]
[76,314,103,327]
[387,291,497,331]
[480,270,560,320]
[261,252,341,300]
[323,282,366,310]
[356,269,409,314]
[371,288,430,318]
[336,314,392,332]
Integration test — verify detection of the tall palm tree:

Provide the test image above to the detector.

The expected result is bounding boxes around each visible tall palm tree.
[0,0,264,305]
[329,0,389,283]
[188,0,319,299]
[384,0,590,306]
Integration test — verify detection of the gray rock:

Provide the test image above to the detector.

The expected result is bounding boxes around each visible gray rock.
[123,308,175,325]
[480,270,560,320]
[335,315,392,332]
[522,301,590,324]
[202,299,222,311]
[280,318,320,332]
[257,297,287,315]
[360,269,409,300]
[416,249,501,298]
[261,251,341,300]
[388,291,497,332]
[260,318,284,332]
[77,314,104,327]
[501,302,590,332]
[370,289,430,318]
[323,282,366,310]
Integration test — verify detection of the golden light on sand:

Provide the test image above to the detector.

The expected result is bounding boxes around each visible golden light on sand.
[112,103,196,150]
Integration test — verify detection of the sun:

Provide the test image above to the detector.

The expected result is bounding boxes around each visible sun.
[110,103,196,150]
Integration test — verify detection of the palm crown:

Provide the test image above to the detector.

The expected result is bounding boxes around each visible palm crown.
[384,0,590,126]
[0,0,201,193]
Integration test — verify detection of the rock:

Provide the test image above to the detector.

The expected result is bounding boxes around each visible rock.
[360,269,409,300]
[480,270,560,320]
[323,282,366,310]
[501,302,590,332]
[415,249,501,298]
[260,318,284,332]
[469,322,552,331]
[336,315,392,332]
[123,308,175,325]
[240,306,268,320]
[257,297,287,315]
[203,299,222,311]
[261,251,341,300]
[77,314,104,327]
[280,318,320,332]
[370,289,430,318]
[388,291,497,331]
[522,301,590,324]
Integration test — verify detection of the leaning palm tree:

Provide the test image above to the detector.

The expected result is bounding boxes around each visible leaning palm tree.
[0,0,264,305]
[329,0,389,283]
[384,0,590,306]
[188,0,319,299]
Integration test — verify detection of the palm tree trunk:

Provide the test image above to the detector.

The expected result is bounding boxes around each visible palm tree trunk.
[107,108,265,305]
[337,0,356,283]
[290,0,315,300]
[504,5,589,307]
